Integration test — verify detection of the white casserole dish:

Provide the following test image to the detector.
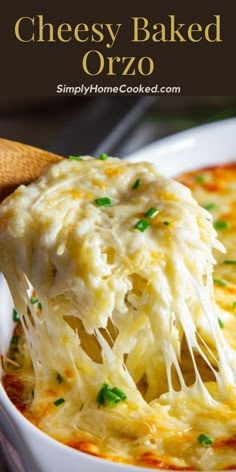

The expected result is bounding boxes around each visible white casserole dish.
[1,117,236,472]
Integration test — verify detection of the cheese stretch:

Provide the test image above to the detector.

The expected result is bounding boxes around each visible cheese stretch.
[1,157,236,470]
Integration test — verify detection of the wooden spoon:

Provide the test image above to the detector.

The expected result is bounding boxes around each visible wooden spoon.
[0,138,63,202]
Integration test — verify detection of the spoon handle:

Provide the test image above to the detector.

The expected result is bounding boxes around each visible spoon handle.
[0,138,62,202]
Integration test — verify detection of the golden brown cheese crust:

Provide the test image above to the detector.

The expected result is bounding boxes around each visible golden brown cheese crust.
[178,163,236,343]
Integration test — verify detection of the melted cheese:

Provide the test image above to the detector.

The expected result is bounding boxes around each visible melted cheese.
[1,157,236,470]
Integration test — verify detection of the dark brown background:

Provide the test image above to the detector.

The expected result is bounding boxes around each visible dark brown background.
[0,0,234,96]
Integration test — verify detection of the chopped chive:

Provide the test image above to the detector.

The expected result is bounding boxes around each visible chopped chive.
[213,278,227,287]
[80,403,84,412]
[96,384,127,406]
[145,207,159,218]
[53,398,65,407]
[223,260,236,265]
[96,384,109,405]
[195,175,205,184]
[31,297,39,304]
[31,297,42,310]
[163,221,170,226]
[132,178,141,190]
[218,318,224,329]
[197,433,214,447]
[214,221,229,230]
[11,335,19,345]
[204,202,216,211]
[134,219,150,232]
[232,301,236,310]
[103,390,120,404]
[99,153,108,160]
[31,390,34,398]
[12,308,20,322]
[56,373,63,384]
[95,197,112,207]
[68,155,83,161]
[111,387,127,401]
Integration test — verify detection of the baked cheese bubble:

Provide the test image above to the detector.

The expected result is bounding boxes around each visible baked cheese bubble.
[1,156,236,470]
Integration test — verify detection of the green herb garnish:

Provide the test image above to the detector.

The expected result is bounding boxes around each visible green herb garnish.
[163,221,170,226]
[96,384,109,405]
[68,155,83,161]
[56,373,63,384]
[145,207,159,218]
[53,398,65,407]
[218,318,224,329]
[214,221,229,230]
[102,390,121,404]
[110,386,127,401]
[195,175,205,184]
[232,301,236,310]
[95,197,112,207]
[204,202,216,211]
[31,297,42,310]
[11,335,19,345]
[96,384,127,406]
[132,178,141,190]
[134,219,150,232]
[12,308,20,322]
[197,433,214,447]
[213,278,227,287]
[31,297,39,304]
[99,153,108,160]
[223,260,236,265]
